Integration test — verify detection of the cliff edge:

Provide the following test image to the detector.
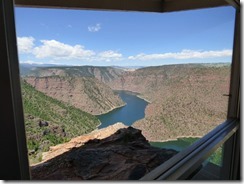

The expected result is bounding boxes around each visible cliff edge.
[30,123,178,180]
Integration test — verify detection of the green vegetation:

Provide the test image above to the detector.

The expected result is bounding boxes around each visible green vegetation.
[177,136,224,167]
[21,80,100,164]
[150,137,199,151]
[208,146,223,166]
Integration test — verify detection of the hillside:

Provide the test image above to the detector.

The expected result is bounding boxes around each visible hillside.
[24,76,125,115]
[104,64,231,140]
[21,81,100,164]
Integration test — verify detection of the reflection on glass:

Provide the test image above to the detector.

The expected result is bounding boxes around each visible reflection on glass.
[191,146,223,180]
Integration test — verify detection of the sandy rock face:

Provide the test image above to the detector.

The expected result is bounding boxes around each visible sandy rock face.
[39,122,127,162]
[31,125,178,180]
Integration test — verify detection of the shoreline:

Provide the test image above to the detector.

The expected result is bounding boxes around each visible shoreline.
[95,121,102,129]
[93,102,127,116]
[93,89,150,116]
[92,89,149,129]
[148,135,202,143]
[136,94,151,103]
[115,89,152,103]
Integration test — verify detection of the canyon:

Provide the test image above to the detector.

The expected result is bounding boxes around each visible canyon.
[22,63,230,141]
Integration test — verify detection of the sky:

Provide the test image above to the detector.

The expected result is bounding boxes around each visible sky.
[15,6,236,66]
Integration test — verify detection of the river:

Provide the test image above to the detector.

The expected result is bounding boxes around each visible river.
[97,90,148,129]
[97,91,199,152]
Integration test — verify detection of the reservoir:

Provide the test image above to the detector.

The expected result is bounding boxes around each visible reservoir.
[150,137,199,152]
[97,90,148,129]
[97,91,201,158]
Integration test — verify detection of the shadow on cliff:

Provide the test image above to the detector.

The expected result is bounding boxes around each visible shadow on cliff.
[30,126,178,180]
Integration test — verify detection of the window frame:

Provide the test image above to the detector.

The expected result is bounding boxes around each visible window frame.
[0,0,240,180]
[0,0,30,179]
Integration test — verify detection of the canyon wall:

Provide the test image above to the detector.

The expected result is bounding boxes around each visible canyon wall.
[23,64,230,141]
[24,76,125,115]
[105,64,230,140]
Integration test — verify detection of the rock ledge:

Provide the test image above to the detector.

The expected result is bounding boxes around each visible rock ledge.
[31,124,177,180]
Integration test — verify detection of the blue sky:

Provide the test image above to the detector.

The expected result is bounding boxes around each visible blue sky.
[15,6,235,66]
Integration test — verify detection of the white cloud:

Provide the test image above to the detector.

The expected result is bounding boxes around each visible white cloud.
[33,40,95,59]
[17,36,232,65]
[98,50,122,62]
[32,39,122,62]
[88,23,101,32]
[128,49,232,61]
[17,37,35,54]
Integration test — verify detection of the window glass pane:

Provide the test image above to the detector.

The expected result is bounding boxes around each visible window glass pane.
[191,145,223,180]
[15,5,235,180]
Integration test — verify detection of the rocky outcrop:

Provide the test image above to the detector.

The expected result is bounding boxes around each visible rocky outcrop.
[30,123,178,180]
[39,122,128,162]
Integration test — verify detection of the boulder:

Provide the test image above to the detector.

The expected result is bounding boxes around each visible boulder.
[38,121,49,127]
